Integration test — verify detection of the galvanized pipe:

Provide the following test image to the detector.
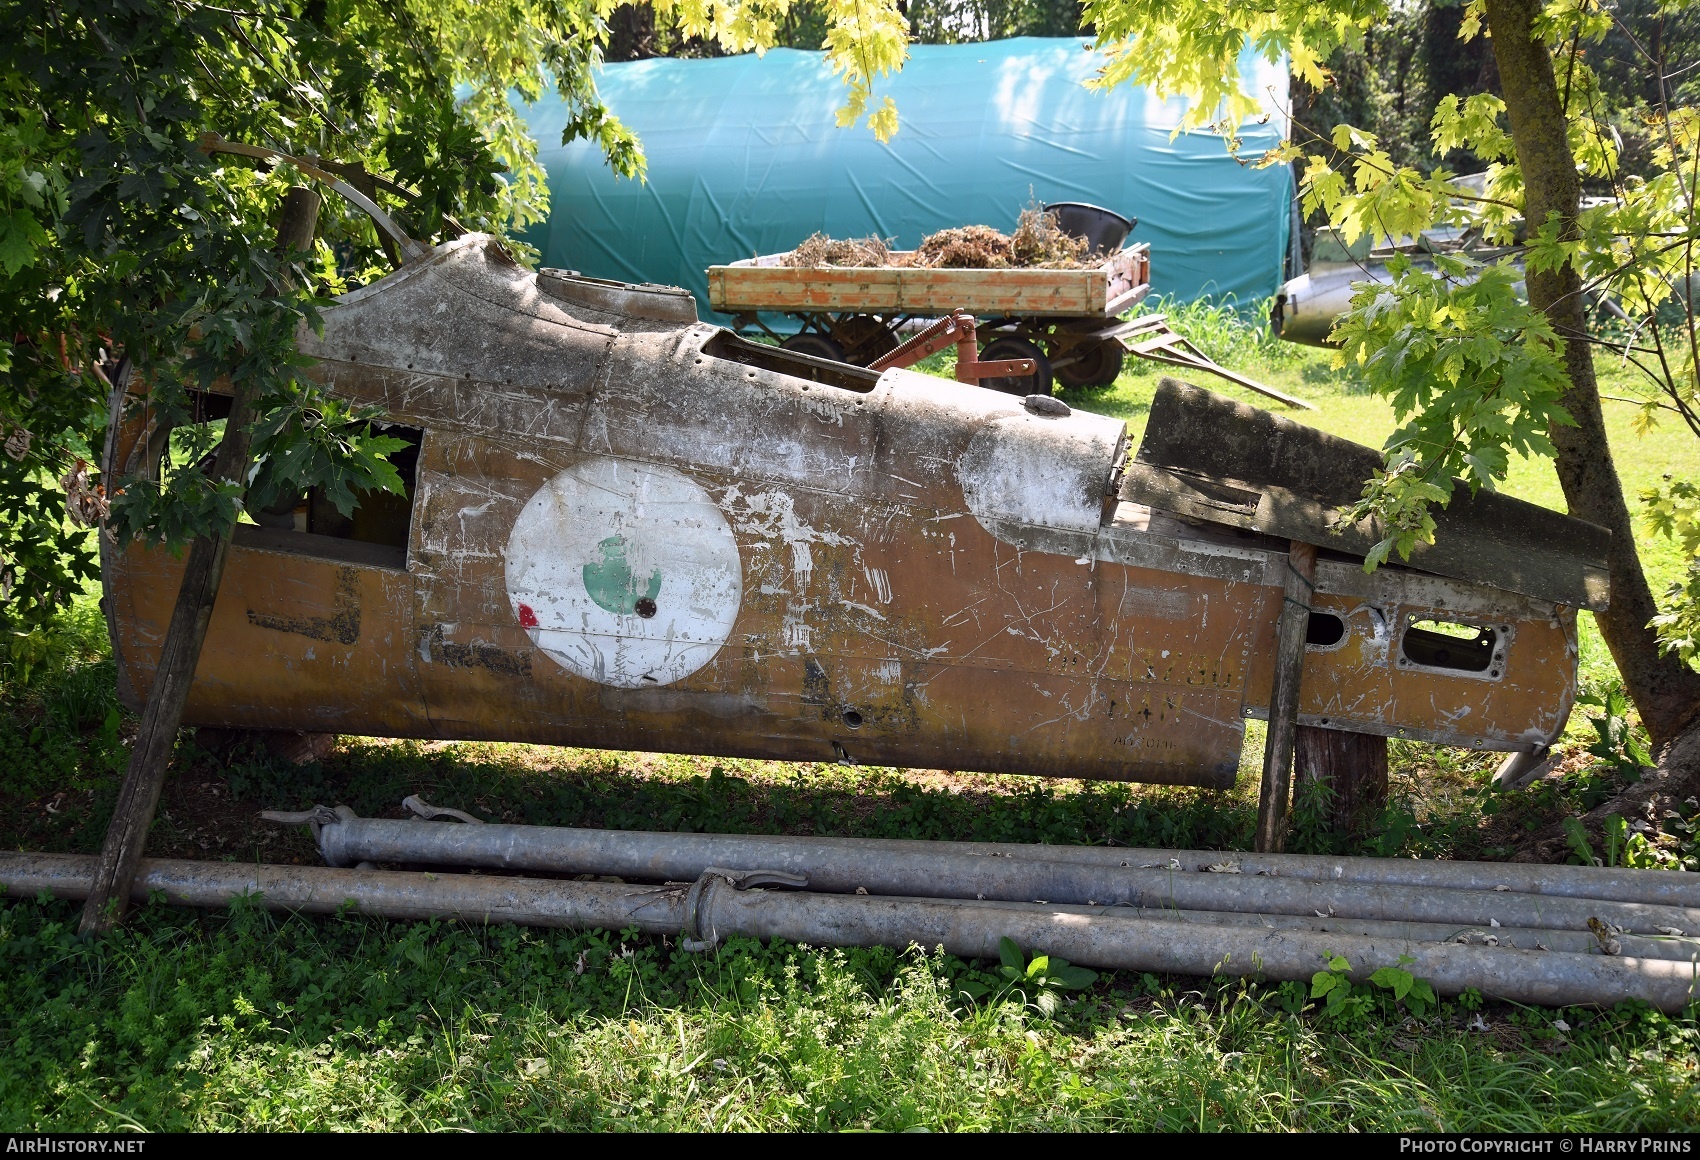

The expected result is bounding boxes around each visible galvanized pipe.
[959,843,1700,909]
[316,812,1700,908]
[4,852,1696,1013]
[314,815,1700,933]
[1021,900,1700,963]
[3,851,682,931]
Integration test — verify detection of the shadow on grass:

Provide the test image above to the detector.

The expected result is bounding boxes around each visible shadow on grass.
[241,738,1261,853]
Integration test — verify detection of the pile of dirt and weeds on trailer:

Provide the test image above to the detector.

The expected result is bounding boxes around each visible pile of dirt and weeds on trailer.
[782,208,1099,270]
[783,232,895,268]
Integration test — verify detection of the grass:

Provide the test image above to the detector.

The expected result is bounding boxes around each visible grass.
[4,896,1698,1130]
[3,301,1699,1130]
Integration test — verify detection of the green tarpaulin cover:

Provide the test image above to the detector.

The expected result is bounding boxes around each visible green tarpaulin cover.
[519,37,1292,321]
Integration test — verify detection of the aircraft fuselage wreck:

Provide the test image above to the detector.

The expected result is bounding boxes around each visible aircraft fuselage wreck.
[102,234,1607,788]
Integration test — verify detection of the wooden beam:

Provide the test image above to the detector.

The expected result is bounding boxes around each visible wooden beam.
[79,186,322,935]
[1255,539,1318,853]
[1295,725,1390,838]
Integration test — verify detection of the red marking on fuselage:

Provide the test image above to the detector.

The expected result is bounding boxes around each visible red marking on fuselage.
[517,603,539,628]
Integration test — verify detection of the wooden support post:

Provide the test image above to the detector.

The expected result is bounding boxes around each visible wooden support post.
[80,187,321,935]
[1255,539,1318,853]
[1295,725,1390,838]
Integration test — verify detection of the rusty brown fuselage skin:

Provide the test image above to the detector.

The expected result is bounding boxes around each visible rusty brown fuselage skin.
[103,236,1582,788]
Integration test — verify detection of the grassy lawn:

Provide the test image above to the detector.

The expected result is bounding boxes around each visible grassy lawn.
[3,307,1699,1130]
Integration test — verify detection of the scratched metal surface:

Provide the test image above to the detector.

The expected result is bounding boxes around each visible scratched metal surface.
[104,235,1580,787]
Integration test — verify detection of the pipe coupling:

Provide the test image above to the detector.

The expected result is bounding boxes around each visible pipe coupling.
[681,867,809,952]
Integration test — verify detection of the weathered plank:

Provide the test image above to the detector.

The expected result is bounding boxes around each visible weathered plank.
[708,245,1149,317]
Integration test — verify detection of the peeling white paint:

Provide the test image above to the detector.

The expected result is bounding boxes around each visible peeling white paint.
[505,458,743,688]
[723,485,862,653]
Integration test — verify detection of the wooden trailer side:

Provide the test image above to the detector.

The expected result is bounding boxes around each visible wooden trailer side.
[707,245,1149,317]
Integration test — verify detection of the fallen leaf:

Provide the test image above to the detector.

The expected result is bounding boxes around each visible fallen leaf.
[1587,917,1622,956]
[1553,1018,1571,1032]
[1656,925,1686,936]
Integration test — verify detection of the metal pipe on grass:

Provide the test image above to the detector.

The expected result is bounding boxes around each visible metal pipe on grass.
[1005,899,1700,963]
[310,814,1700,933]
[4,851,1696,1013]
[315,809,1700,908]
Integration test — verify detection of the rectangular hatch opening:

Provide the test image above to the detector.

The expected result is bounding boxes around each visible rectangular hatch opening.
[1399,618,1502,676]
[702,331,881,393]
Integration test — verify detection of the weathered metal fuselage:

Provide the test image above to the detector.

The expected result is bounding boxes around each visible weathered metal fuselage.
[104,235,1585,787]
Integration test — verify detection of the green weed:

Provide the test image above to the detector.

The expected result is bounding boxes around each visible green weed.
[1123,295,1308,373]
[2,896,1697,1130]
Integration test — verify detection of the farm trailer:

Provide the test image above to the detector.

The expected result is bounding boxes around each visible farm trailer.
[708,243,1310,409]
[707,243,1153,395]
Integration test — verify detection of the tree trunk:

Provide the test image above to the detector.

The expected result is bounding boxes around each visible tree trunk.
[1514,723,1700,863]
[1485,0,1700,751]
[1294,726,1389,836]
[79,186,321,935]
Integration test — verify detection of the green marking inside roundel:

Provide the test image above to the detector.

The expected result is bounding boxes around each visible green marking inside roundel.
[583,534,662,615]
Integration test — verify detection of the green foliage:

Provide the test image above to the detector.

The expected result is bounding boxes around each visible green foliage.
[0,0,528,631]
[1563,814,1600,867]
[974,936,1098,1015]
[1368,956,1437,1018]
[1566,813,1677,871]
[1578,684,1654,772]
[951,936,1097,1015]
[4,587,1700,1128]
[1288,776,1345,856]
[1082,0,1379,131]
[1309,953,1369,1022]
[902,0,1085,42]
[1071,0,1700,695]
[818,0,911,140]
[246,400,408,519]
[0,598,126,812]
[1332,257,1574,567]
[1309,952,1436,1023]
[1287,773,1423,859]
[1643,478,1700,665]
[1664,809,1700,873]
[632,0,912,140]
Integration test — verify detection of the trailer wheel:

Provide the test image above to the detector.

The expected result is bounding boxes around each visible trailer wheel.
[978,336,1053,396]
[1054,339,1124,388]
[830,315,899,366]
[780,333,847,362]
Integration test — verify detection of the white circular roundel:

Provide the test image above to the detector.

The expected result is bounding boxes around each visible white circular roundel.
[504,458,743,688]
